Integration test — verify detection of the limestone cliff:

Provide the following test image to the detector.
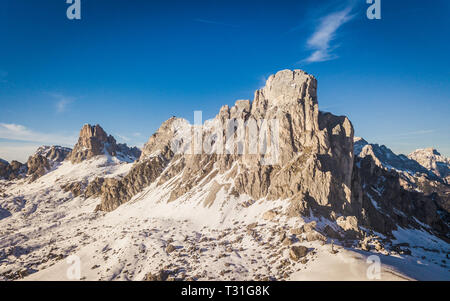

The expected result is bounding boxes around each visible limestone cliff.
[67,124,141,164]
[97,70,354,216]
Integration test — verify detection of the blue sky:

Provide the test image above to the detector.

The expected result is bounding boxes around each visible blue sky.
[0,0,449,162]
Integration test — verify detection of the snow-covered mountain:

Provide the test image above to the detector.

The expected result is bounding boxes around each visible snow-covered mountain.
[0,70,449,281]
[354,137,435,179]
[67,124,141,164]
[353,137,450,213]
[408,148,450,184]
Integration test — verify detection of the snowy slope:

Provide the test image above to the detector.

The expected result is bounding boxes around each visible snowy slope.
[1,153,449,281]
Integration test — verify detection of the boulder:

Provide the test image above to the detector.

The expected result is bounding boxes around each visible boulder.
[262,210,278,221]
[289,246,309,261]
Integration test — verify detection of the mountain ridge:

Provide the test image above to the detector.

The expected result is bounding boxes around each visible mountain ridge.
[0,69,449,281]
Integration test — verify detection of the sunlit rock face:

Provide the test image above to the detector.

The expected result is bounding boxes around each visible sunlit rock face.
[67,124,141,164]
[98,69,355,215]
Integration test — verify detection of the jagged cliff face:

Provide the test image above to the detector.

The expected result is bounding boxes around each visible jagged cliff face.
[98,70,355,216]
[1,69,449,281]
[0,146,72,182]
[354,137,434,178]
[27,146,72,182]
[67,124,141,164]
[351,155,449,238]
[350,138,450,240]
[0,159,27,181]
[408,148,450,184]
[67,124,117,163]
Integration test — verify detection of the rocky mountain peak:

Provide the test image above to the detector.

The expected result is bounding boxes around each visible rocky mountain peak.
[34,145,72,162]
[408,147,450,183]
[353,137,436,178]
[251,70,318,119]
[0,159,27,181]
[259,69,317,107]
[79,124,110,143]
[27,146,72,182]
[97,69,354,215]
[67,124,141,164]
[409,147,442,158]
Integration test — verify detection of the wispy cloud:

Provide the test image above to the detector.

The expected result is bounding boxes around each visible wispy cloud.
[396,129,437,137]
[0,123,77,146]
[194,19,238,28]
[115,133,131,142]
[302,6,355,63]
[47,92,76,113]
[0,142,42,163]
[372,129,438,142]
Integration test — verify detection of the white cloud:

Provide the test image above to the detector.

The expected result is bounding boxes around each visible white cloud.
[302,6,354,63]
[47,92,75,113]
[395,129,437,137]
[0,123,77,146]
[115,133,131,142]
[0,143,42,163]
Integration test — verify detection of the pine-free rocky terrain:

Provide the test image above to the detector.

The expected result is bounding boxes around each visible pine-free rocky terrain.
[0,70,449,281]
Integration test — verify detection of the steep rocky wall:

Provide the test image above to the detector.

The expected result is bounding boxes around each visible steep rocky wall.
[27,146,72,182]
[350,155,449,240]
[97,70,355,214]
[0,159,27,181]
[67,124,141,164]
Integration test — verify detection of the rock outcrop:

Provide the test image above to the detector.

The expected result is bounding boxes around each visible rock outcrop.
[354,138,450,219]
[84,69,449,242]
[0,159,27,181]
[350,154,449,239]
[27,146,72,181]
[97,69,355,216]
[354,137,435,178]
[408,148,450,184]
[0,159,9,179]
[67,124,141,163]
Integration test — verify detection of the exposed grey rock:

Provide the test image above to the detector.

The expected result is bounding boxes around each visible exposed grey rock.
[96,70,355,217]
[67,124,140,164]
[289,246,308,261]
[0,159,10,179]
[354,137,437,180]
[34,145,72,163]
[350,155,449,240]
[355,138,450,216]
[302,221,317,233]
[305,230,327,242]
[262,210,278,221]
[0,159,27,180]
[26,146,72,182]
[61,181,87,197]
[166,244,176,253]
[84,177,105,198]
[87,69,449,244]
[408,148,450,184]
[336,216,359,232]
[145,270,169,281]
